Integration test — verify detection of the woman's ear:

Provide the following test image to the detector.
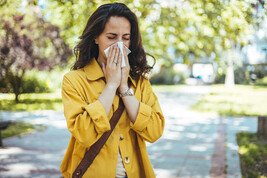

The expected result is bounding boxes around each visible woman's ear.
[94,38,99,44]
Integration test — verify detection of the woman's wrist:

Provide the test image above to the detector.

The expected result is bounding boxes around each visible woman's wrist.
[119,85,129,94]
[106,83,119,92]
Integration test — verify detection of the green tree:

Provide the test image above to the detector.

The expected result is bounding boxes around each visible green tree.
[29,1,267,84]
[0,1,71,102]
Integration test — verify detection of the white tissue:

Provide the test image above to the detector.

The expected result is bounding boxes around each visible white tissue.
[104,41,131,67]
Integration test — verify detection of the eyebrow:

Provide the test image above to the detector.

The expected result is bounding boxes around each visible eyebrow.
[106,33,130,36]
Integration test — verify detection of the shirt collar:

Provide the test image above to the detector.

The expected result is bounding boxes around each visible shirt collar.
[83,58,105,81]
[129,75,137,88]
[83,58,137,87]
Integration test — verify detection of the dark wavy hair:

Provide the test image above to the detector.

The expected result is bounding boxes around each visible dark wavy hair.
[72,2,155,80]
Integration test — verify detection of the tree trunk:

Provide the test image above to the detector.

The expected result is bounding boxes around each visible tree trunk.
[258,116,267,138]
[9,75,20,103]
[15,93,19,103]
[225,49,235,87]
[225,40,237,88]
[8,69,24,103]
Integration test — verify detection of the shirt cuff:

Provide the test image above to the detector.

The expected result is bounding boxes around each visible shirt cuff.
[130,102,152,132]
[82,100,111,133]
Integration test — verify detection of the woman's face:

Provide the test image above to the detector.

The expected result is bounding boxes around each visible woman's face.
[95,16,131,62]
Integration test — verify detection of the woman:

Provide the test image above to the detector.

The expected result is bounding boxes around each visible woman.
[61,3,165,178]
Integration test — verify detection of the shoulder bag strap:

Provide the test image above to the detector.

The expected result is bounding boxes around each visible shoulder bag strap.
[72,99,125,178]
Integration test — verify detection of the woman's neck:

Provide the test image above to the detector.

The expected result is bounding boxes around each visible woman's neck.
[96,56,106,69]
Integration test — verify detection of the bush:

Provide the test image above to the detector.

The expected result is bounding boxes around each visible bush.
[247,64,267,85]
[0,69,66,94]
[214,64,267,85]
[234,66,250,85]
[22,76,50,93]
[214,72,225,84]
[0,74,50,94]
[150,65,185,85]
[255,76,267,86]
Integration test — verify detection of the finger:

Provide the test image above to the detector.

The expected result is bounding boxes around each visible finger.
[102,62,106,75]
[117,52,122,68]
[113,46,120,65]
[108,45,116,66]
[107,45,113,60]
[111,45,118,66]
[106,45,113,66]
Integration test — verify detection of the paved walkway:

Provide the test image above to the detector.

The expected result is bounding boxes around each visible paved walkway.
[0,86,257,178]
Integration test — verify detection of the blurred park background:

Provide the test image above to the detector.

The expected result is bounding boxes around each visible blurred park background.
[0,0,267,177]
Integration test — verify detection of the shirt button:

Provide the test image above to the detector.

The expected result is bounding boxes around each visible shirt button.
[125,157,130,164]
[119,134,124,141]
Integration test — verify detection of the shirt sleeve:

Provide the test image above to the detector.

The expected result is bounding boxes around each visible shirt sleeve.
[130,78,165,143]
[62,74,111,148]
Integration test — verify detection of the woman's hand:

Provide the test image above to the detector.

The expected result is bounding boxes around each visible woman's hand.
[101,45,122,90]
[119,46,130,93]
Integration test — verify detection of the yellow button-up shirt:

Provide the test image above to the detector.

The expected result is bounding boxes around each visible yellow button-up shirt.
[60,58,165,178]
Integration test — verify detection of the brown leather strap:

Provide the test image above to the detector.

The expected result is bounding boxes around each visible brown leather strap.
[72,99,125,178]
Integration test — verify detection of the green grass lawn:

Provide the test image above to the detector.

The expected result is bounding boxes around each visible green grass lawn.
[236,132,267,177]
[2,121,35,139]
[1,121,47,139]
[0,85,185,112]
[192,84,267,116]
[0,91,63,111]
